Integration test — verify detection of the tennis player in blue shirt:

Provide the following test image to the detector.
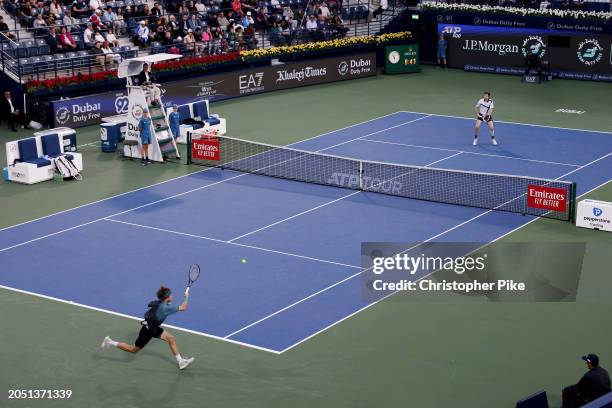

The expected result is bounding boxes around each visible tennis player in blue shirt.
[101,286,194,370]
[138,108,153,165]
[169,104,181,140]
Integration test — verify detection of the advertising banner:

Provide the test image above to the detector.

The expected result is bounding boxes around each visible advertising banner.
[438,23,612,81]
[52,53,377,128]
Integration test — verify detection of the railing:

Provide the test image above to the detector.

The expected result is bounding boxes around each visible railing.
[1,0,405,83]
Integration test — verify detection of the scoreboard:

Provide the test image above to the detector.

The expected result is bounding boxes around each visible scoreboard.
[384,44,421,74]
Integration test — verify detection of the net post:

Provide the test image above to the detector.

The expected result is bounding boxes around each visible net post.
[359,161,364,190]
[570,182,577,223]
[186,131,192,165]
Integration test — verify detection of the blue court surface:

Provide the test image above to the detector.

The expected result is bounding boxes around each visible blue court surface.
[1,111,611,353]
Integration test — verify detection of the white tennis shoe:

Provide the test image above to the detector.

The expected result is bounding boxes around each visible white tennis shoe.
[473,138,477,146]
[179,357,195,370]
[101,336,112,350]
[492,138,498,145]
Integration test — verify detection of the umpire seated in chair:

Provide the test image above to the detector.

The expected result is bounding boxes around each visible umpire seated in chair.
[136,63,161,108]
[562,354,611,408]
[524,49,545,82]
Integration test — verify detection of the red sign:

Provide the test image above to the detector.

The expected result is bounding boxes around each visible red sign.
[527,185,567,212]
[192,138,220,161]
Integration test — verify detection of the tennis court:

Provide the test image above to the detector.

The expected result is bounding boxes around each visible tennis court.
[1,110,611,354]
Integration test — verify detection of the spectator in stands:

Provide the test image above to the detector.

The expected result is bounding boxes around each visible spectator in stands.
[105,28,119,47]
[49,0,62,20]
[59,26,79,50]
[32,2,45,18]
[162,31,174,46]
[563,354,611,408]
[103,7,122,33]
[305,14,318,37]
[152,2,163,17]
[124,5,135,20]
[101,41,121,66]
[319,2,330,18]
[33,14,48,36]
[0,17,15,40]
[330,15,346,39]
[167,14,180,37]
[184,29,196,54]
[90,9,107,29]
[142,4,152,17]
[72,0,89,18]
[137,20,150,47]
[0,91,30,132]
[89,41,106,66]
[46,26,64,53]
[217,12,230,30]
[93,28,105,44]
[89,0,103,12]
[188,13,200,31]
[19,1,34,28]
[137,63,161,107]
[195,0,206,15]
[255,7,267,29]
[243,24,257,49]
[179,14,190,37]
[202,26,212,53]
[83,23,95,48]
[270,0,281,11]
[62,11,80,32]
[282,5,293,20]
[373,0,388,19]
[242,11,254,29]
[232,0,243,16]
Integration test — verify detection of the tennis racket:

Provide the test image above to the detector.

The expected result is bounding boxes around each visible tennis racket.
[185,263,200,295]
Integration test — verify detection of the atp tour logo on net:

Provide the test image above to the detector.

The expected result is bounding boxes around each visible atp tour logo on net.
[327,172,401,194]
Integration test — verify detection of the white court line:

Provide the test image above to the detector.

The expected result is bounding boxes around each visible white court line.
[361,138,581,167]
[0,114,427,252]
[316,114,432,153]
[223,151,466,338]
[226,151,462,245]
[0,284,281,354]
[400,110,612,135]
[0,111,404,234]
[104,218,361,270]
[277,154,612,354]
[227,190,362,243]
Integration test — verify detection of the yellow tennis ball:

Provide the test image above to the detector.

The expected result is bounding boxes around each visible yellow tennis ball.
[241,259,247,264]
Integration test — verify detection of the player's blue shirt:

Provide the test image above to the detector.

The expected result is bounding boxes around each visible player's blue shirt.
[169,111,180,138]
[138,117,152,138]
[155,302,179,323]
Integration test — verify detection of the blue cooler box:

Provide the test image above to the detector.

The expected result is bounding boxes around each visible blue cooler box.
[101,123,121,152]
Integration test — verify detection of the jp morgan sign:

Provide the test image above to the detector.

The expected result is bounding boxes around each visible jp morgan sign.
[462,40,519,56]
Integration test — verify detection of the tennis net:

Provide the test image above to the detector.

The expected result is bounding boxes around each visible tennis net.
[187,133,576,222]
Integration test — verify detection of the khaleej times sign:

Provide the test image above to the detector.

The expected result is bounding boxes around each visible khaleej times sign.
[439,24,612,81]
[52,53,376,128]
[361,242,587,302]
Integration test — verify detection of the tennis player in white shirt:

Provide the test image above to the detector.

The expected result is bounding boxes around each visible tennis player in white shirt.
[473,91,498,146]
